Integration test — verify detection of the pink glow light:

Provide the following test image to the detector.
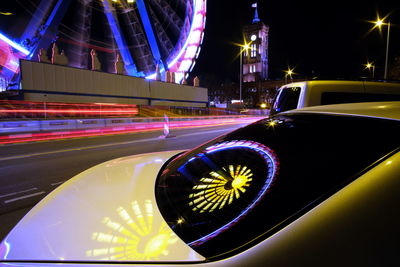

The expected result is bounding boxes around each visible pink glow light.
[0,117,260,145]
[0,109,138,115]
[0,40,21,73]
[147,0,207,82]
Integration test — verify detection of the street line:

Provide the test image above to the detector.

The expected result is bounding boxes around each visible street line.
[179,128,232,138]
[4,191,46,204]
[0,137,160,162]
[0,187,38,198]
[51,181,65,186]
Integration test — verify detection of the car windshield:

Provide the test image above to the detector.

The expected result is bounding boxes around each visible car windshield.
[155,112,400,259]
[270,87,301,114]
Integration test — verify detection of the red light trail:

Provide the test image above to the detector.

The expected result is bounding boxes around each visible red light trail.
[0,117,261,145]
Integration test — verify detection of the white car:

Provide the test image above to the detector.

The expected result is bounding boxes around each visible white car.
[271,80,400,114]
[1,102,400,266]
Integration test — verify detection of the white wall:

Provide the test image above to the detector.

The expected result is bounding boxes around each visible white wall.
[20,60,208,107]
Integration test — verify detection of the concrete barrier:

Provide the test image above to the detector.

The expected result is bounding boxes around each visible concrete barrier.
[75,118,106,129]
[40,120,77,131]
[0,121,41,133]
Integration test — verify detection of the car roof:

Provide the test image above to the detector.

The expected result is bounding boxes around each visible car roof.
[281,80,400,86]
[279,80,400,91]
[280,101,400,121]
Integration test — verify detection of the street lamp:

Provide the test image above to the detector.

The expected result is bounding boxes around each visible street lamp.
[371,16,391,79]
[284,67,295,84]
[239,43,250,106]
[364,62,375,78]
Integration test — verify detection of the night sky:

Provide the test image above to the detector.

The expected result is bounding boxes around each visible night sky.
[190,0,400,85]
[1,0,399,85]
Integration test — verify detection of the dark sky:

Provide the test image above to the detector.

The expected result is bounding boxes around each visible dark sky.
[1,0,399,85]
[190,0,400,84]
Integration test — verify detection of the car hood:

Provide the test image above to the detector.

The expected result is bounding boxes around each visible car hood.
[0,150,205,263]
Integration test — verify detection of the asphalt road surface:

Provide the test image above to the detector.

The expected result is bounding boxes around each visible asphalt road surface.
[0,121,254,241]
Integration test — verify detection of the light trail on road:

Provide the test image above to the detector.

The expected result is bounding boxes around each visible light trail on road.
[0,117,261,145]
[0,128,230,162]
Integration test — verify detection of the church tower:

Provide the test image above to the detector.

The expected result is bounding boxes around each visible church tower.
[242,3,269,82]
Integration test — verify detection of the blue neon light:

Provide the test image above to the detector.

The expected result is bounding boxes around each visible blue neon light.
[21,0,73,60]
[103,0,140,76]
[20,0,55,43]
[136,0,163,69]
[0,33,29,55]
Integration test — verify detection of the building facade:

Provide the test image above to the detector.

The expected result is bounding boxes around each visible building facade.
[242,6,269,83]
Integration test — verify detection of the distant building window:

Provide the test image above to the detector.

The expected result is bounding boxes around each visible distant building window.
[251,44,257,57]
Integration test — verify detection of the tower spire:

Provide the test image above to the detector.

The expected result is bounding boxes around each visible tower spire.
[252,2,260,23]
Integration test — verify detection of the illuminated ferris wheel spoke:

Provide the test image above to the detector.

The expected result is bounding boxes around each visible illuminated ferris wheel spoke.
[148,0,184,38]
[88,200,178,260]
[102,217,140,242]
[117,206,146,237]
[105,0,204,81]
[0,0,206,84]
[157,140,279,247]
[146,6,174,60]
[136,0,163,68]
[189,164,255,213]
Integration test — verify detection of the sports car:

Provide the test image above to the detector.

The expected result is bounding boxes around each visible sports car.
[1,102,400,266]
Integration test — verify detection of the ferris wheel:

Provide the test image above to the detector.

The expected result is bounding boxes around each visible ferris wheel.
[0,0,207,85]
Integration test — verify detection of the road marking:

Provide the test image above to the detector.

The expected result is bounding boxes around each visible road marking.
[4,191,46,204]
[0,187,38,198]
[0,126,241,162]
[179,128,233,138]
[0,137,160,162]
[51,181,65,186]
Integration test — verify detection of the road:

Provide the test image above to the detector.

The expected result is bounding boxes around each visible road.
[0,121,255,240]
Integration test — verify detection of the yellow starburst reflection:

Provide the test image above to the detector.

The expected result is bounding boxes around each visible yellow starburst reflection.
[189,165,253,213]
[86,200,178,261]
[267,120,277,127]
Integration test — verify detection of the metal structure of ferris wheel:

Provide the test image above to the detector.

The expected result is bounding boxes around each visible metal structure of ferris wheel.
[0,0,206,86]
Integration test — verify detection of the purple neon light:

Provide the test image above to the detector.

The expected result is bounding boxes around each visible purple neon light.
[146,0,206,82]
[0,241,10,259]
[188,140,279,247]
